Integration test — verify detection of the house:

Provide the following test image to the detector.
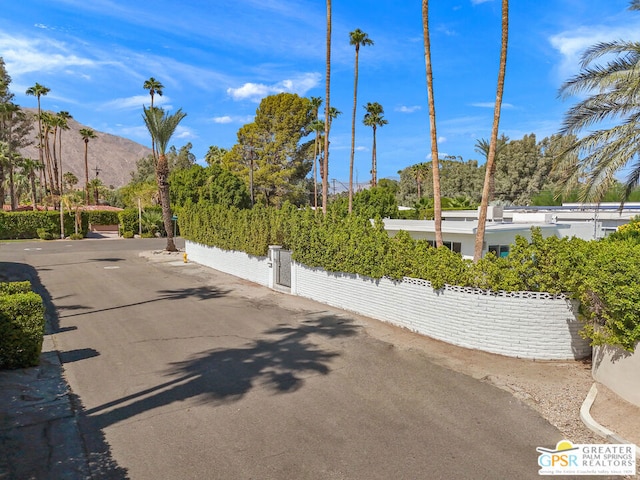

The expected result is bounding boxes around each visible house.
[384,204,640,259]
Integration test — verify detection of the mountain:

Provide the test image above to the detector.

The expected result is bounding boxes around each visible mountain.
[18,109,152,189]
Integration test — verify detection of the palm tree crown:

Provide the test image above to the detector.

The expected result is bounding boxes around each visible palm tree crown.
[143,77,164,108]
[363,102,388,187]
[557,17,640,203]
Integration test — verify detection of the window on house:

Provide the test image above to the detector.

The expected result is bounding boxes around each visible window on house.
[428,240,462,253]
[488,244,510,258]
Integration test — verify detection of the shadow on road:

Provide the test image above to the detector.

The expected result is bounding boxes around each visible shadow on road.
[59,285,230,319]
[85,314,360,429]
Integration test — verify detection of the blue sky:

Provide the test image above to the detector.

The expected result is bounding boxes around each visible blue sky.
[2,0,639,184]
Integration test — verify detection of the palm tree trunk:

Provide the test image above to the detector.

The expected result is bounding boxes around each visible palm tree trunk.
[157,153,177,251]
[322,0,331,214]
[349,45,360,213]
[84,141,90,205]
[371,126,377,187]
[9,164,16,211]
[423,0,443,247]
[313,132,319,209]
[474,0,509,262]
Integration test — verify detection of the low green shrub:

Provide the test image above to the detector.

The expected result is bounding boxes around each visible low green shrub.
[122,231,134,238]
[69,233,84,240]
[37,228,54,240]
[0,291,45,369]
[141,232,154,238]
[0,281,31,295]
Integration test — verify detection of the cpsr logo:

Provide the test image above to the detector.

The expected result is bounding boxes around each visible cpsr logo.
[537,440,636,476]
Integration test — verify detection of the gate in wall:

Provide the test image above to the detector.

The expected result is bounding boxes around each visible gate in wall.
[274,249,292,288]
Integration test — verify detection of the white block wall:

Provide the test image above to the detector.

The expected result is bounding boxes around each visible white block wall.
[185,241,271,287]
[185,241,591,360]
[292,264,590,360]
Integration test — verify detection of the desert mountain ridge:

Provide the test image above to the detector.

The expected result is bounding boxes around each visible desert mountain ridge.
[18,108,152,189]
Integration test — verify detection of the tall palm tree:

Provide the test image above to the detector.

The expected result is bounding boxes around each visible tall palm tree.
[143,77,164,161]
[422,0,443,247]
[363,102,388,187]
[56,111,71,238]
[348,29,374,213]
[323,0,332,214]
[0,102,21,210]
[25,83,50,190]
[556,2,640,204]
[474,0,509,262]
[79,128,97,204]
[142,106,186,252]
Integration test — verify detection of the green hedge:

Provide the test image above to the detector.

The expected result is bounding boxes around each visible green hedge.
[0,281,31,295]
[0,211,88,240]
[119,207,165,236]
[181,203,640,351]
[86,210,120,226]
[0,289,45,369]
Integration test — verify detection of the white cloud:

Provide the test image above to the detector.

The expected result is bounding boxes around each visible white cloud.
[212,115,253,124]
[471,0,493,4]
[438,136,447,144]
[100,95,170,111]
[549,23,640,81]
[470,102,514,109]
[396,105,422,113]
[227,72,321,101]
[175,126,195,139]
[213,116,233,124]
[0,33,102,76]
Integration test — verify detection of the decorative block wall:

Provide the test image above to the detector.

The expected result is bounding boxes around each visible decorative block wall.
[185,241,270,287]
[185,241,591,360]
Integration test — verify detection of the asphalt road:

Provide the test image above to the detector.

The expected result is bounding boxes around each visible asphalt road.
[1,238,563,479]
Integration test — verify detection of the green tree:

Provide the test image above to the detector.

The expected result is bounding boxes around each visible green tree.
[422,0,443,246]
[309,97,323,209]
[63,171,78,192]
[142,106,187,252]
[474,134,508,202]
[224,93,313,207]
[474,0,509,262]
[130,154,157,183]
[204,145,228,166]
[166,142,196,171]
[556,2,640,204]
[348,29,374,214]
[79,128,97,204]
[363,102,388,188]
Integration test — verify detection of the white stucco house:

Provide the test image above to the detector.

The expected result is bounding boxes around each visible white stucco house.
[384,203,640,259]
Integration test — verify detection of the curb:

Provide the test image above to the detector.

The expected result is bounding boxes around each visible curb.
[580,383,640,461]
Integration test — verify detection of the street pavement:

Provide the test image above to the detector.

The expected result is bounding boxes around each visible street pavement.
[0,238,634,479]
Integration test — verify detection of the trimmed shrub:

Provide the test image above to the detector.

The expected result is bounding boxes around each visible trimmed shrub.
[122,231,134,239]
[37,228,54,240]
[0,211,86,240]
[69,233,84,240]
[0,281,31,295]
[0,291,45,369]
[86,210,120,226]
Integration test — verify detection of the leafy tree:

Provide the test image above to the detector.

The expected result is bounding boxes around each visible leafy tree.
[142,106,187,251]
[348,29,374,213]
[79,128,97,204]
[224,93,314,207]
[475,0,509,262]
[204,145,228,166]
[363,102,388,188]
[130,154,157,183]
[475,134,508,202]
[422,0,443,246]
[166,142,196,171]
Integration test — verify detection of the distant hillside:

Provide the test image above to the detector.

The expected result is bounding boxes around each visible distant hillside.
[19,109,152,189]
